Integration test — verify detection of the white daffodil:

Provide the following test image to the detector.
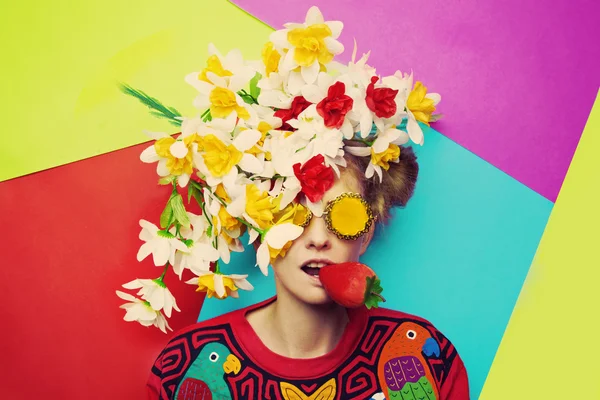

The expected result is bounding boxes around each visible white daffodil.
[172,213,221,278]
[136,219,190,266]
[270,6,344,85]
[186,271,254,300]
[185,67,257,124]
[121,278,180,318]
[139,131,196,188]
[382,71,440,146]
[256,223,304,275]
[116,291,172,333]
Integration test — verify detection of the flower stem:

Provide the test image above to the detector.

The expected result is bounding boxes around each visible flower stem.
[158,264,169,281]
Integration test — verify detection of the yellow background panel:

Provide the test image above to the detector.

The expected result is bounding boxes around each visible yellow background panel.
[480,90,600,399]
[0,0,270,181]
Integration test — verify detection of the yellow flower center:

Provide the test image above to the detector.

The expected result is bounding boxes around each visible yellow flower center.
[154,136,194,176]
[201,134,243,177]
[287,24,334,67]
[261,42,281,77]
[199,55,233,83]
[245,184,275,230]
[209,88,250,120]
[371,144,401,171]
[407,81,436,126]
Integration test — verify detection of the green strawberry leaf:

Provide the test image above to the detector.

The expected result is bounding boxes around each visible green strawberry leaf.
[160,201,173,229]
[364,276,386,309]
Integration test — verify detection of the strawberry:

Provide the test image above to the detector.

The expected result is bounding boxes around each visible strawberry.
[319,262,386,309]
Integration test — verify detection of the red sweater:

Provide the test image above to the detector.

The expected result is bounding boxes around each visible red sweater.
[147,297,469,400]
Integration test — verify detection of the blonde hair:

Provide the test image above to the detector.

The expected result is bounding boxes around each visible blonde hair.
[341,141,419,226]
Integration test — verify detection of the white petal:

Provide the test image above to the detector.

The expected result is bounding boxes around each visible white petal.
[232,277,254,291]
[178,173,191,188]
[116,290,138,303]
[287,71,305,95]
[391,130,410,145]
[154,240,171,266]
[136,242,153,262]
[328,21,343,39]
[256,242,270,276]
[140,145,160,163]
[265,223,303,249]
[233,129,261,151]
[238,154,263,174]
[280,186,302,210]
[170,141,188,158]
[281,48,297,73]
[344,146,371,157]
[171,238,191,253]
[301,84,325,104]
[148,287,165,312]
[248,228,260,245]
[304,197,324,217]
[374,165,383,183]
[268,177,284,198]
[301,61,319,85]
[206,72,227,88]
[407,117,424,145]
[306,6,324,24]
[324,37,344,55]
[213,274,226,298]
[426,92,442,104]
[226,194,246,218]
[122,279,144,290]
[269,29,290,49]
[218,235,231,264]
[156,159,170,177]
[372,138,389,154]
[229,72,251,93]
[365,163,375,179]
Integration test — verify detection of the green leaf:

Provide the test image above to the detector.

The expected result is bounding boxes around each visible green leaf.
[159,176,175,185]
[170,193,190,228]
[119,83,182,126]
[249,73,262,99]
[160,200,173,229]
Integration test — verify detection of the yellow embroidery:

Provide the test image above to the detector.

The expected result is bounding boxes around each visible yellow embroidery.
[280,378,336,400]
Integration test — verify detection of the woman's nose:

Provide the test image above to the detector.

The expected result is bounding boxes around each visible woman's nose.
[303,215,332,250]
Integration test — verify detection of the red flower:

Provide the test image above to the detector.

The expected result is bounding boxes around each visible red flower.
[317,82,354,129]
[293,155,335,203]
[365,76,398,118]
[274,96,312,131]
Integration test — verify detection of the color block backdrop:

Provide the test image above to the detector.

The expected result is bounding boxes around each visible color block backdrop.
[0,0,598,398]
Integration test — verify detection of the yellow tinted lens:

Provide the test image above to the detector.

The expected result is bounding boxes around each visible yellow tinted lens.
[325,193,373,240]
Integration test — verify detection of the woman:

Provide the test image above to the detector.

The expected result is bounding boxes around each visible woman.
[118,6,469,399]
[145,145,470,399]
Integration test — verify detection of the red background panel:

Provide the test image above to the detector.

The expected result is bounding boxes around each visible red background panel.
[0,142,204,398]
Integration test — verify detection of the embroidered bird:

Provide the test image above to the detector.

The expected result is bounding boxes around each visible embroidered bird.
[377,322,441,400]
[175,342,242,400]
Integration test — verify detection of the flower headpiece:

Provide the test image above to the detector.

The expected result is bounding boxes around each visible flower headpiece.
[116,6,441,332]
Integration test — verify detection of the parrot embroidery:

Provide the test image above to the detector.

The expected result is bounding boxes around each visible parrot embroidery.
[174,342,242,400]
[377,322,441,400]
[279,378,337,400]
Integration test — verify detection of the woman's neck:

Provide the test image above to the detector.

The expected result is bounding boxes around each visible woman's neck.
[247,292,349,359]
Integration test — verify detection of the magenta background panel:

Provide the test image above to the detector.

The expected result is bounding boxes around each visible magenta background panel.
[231,0,600,201]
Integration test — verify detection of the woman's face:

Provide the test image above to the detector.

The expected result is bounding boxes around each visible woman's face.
[271,173,375,305]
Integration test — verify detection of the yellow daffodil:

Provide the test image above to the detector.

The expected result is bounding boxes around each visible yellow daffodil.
[245,184,275,230]
[407,81,437,125]
[371,144,400,171]
[199,55,233,83]
[209,87,251,120]
[201,134,243,178]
